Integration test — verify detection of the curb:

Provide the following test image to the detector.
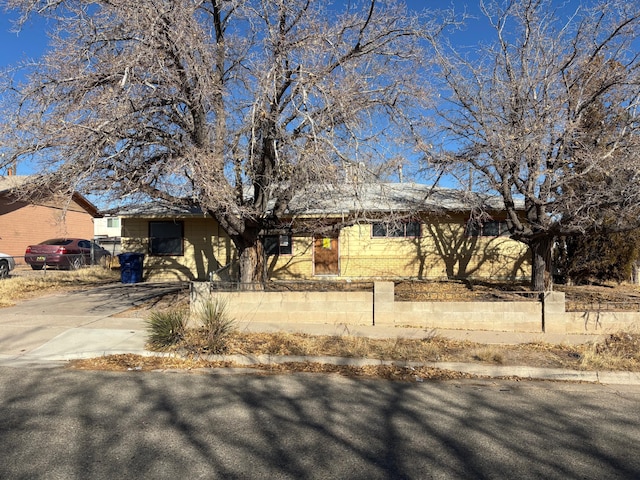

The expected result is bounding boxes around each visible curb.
[3,349,639,385]
[191,353,640,385]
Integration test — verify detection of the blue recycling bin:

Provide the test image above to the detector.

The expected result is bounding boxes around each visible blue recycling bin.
[118,253,145,284]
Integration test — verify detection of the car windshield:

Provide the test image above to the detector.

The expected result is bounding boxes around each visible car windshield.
[40,239,74,246]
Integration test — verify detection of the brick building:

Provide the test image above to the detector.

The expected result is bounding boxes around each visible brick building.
[0,176,100,264]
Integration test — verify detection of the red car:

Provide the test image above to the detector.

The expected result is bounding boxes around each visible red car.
[25,238,112,270]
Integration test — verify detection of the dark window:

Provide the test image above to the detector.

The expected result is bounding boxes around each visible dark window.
[405,222,421,237]
[149,221,184,255]
[41,239,73,246]
[372,222,421,238]
[263,235,292,255]
[372,223,387,237]
[467,220,509,237]
[482,221,501,236]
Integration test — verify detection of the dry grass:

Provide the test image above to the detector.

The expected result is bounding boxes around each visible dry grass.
[131,328,640,372]
[67,330,640,380]
[578,332,640,370]
[0,266,119,307]
[174,330,480,363]
[472,348,505,364]
[68,353,497,381]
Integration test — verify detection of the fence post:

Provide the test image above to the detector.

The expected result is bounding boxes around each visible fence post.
[373,281,395,326]
[542,291,566,334]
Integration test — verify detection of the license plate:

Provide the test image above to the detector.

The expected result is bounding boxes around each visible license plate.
[36,256,46,261]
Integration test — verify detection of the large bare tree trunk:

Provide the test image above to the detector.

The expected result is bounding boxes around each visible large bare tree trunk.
[530,236,553,292]
[237,238,266,288]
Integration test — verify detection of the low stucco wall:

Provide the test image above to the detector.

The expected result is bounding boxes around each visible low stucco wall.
[543,292,640,334]
[372,281,541,332]
[190,282,640,334]
[563,311,640,334]
[190,283,372,325]
[375,300,542,332]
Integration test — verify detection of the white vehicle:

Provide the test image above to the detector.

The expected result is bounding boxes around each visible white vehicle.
[0,252,16,279]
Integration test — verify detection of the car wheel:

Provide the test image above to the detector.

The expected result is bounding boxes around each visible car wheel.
[70,256,84,270]
[0,260,8,279]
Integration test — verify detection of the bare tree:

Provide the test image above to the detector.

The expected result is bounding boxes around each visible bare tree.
[0,0,439,283]
[429,0,640,290]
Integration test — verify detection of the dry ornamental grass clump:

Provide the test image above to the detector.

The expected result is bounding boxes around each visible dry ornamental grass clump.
[146,308,187,350]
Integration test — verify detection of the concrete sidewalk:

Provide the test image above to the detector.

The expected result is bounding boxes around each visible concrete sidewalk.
[0,283,177,367]
[0,284,638,384]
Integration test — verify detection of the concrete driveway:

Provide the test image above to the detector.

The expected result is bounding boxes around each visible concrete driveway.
[0,282,187,366]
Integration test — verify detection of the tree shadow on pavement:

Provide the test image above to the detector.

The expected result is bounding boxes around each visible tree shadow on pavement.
[0,367,639,479]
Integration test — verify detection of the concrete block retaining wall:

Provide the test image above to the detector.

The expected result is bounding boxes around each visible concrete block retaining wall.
[190,283,372,325]
[375,300,542,332]
[190,282,640,334]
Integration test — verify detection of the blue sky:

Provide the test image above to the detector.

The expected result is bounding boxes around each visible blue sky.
[0,0,579,184]
[0,1,490,70]
[0,12,49,67]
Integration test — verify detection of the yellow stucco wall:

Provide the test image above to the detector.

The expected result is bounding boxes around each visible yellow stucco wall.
[336,217,529,280]
[121,216,237,281]
[265,235,314,279]
[255,213,530,281]
[122,213,530,282]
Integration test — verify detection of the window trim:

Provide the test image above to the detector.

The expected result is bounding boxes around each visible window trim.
[371,221,421,238]
[149,221,184,256]
[263,234,293,256]
[466,219,510,237]
[106,217,120,229]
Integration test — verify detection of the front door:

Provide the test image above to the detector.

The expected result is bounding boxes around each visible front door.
[313,235,339,275]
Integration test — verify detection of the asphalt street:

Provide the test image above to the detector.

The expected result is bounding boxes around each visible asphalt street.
[1,367,639,479]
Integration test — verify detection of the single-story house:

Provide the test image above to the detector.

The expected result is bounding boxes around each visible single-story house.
[117,183,530,282]
[0,175,101,263]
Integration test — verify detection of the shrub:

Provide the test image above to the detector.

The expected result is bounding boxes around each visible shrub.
[473,348,504,364]
[197,298,236,354]
[581,331,640,370]
[146,308,187,349]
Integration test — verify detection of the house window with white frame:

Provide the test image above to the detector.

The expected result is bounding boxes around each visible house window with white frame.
[371,221,421,238]
[106,217,120,229]
[466,219,510,237]
[263,234,293,255]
